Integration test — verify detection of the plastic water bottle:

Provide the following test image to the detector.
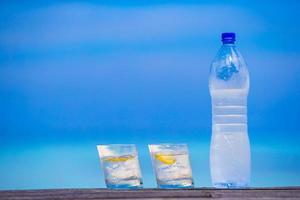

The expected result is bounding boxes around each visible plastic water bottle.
[209,33,250,188]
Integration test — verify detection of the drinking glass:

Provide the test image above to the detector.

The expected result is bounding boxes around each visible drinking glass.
[97,144,143,189]
[149,143,194,188]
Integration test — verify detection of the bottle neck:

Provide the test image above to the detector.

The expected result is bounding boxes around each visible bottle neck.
[222,43,235,47]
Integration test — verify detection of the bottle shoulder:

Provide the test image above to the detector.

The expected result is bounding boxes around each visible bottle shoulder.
[209,45,249,91]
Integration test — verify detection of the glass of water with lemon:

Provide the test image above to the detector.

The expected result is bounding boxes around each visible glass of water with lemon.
[149,144,194,188]
[97,144,143,189]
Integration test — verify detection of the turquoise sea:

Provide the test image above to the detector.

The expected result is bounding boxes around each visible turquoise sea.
[0,134,299,189]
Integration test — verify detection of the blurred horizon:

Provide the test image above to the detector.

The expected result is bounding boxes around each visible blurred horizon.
[1,0,300,189]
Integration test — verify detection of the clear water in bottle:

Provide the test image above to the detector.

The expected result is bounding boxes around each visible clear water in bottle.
[209,33,250,188]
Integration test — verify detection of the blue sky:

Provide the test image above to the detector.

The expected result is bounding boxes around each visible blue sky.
[0,0,300,189]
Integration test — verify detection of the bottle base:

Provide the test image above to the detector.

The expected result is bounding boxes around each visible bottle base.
[213,182,249,189]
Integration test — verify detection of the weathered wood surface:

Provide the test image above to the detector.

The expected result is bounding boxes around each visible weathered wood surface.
[1,187,300,200]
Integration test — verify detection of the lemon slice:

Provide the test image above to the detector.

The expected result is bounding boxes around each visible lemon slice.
[105,155,134,162]
[154,153,176,165]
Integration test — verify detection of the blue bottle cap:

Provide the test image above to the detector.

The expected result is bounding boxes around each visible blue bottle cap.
[221,32,236,44]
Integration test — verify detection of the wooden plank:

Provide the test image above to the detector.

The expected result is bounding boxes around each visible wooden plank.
[0,187,300,200]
